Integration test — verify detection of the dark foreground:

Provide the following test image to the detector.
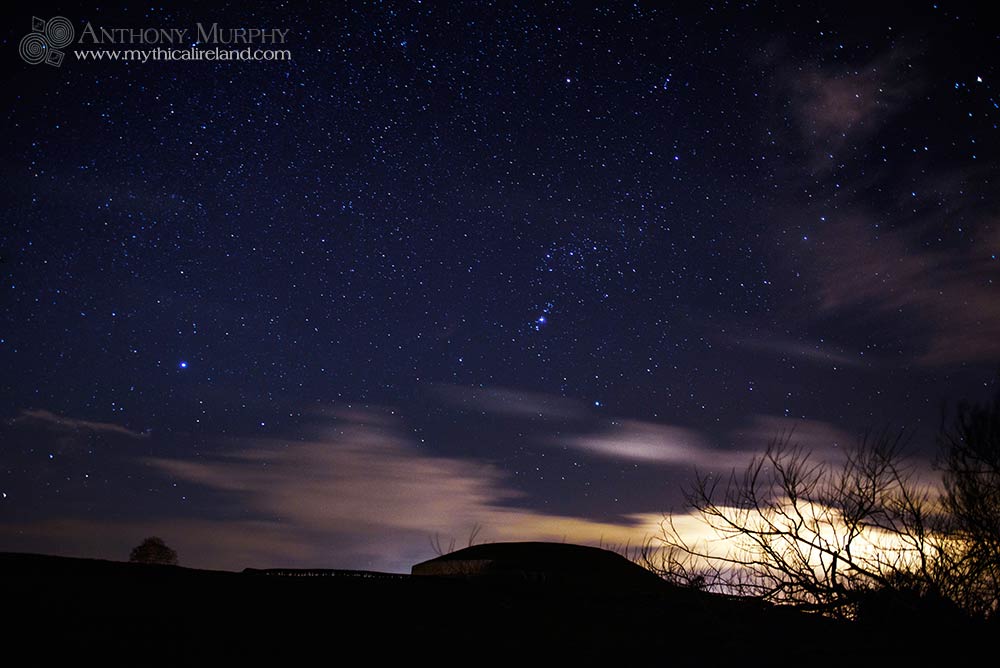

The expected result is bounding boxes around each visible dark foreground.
[0,552,980,663]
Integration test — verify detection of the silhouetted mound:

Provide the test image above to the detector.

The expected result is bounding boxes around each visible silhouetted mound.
[412,541,666,590]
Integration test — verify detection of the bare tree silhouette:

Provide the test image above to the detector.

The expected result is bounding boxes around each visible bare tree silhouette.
[645,429,954,619]
[938,387,1000,618]
[430,524,484,556]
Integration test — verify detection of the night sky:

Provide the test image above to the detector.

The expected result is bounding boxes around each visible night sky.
[1,1,998,573]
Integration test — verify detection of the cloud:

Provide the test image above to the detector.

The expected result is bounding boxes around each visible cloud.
[555,419,753,469]
[732,335,867,368]
[10,409,148,439]
[789,50,917,161]
[551,414,853,470]
[0,404,883,574]
[434,386,758,468]
[769,46,1000,368]
[431,384,585,420]
[436,387,851,474]
[811,215,1000,366]
[116,409,671,571]
[730,414,854,460]
[150,414,519,537]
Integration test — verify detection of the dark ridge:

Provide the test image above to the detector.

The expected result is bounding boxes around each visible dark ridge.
[0,550,232,576]
[243,567,408,578]
[0,550,961,662]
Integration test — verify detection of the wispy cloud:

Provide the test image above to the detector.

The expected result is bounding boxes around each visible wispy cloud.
[431,384,585,420]
[788,50,918,165]
[120,408,670,571]
[150,414,518,537]
[552,414,855,470]
[811,215,1000,366]
[10,409,148,439]
[555,419,751,469]
[733,335,868,368]
[769,43,1000,367]
[729,414,854,463]
[0,400,878,572]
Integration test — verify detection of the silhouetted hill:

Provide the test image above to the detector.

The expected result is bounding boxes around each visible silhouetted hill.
[411,541,667,590]
[0,550,974,663]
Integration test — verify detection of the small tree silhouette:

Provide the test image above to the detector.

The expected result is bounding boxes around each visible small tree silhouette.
[129,536,179,566]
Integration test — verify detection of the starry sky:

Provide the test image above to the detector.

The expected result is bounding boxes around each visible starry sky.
[1,1,998,573]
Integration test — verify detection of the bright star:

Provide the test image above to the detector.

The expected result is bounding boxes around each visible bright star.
[179,361,188,369]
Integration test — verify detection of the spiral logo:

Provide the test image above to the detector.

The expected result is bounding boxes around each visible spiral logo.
[45,17,75,49]
[19,16,74,67]
[19,33,47,64]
